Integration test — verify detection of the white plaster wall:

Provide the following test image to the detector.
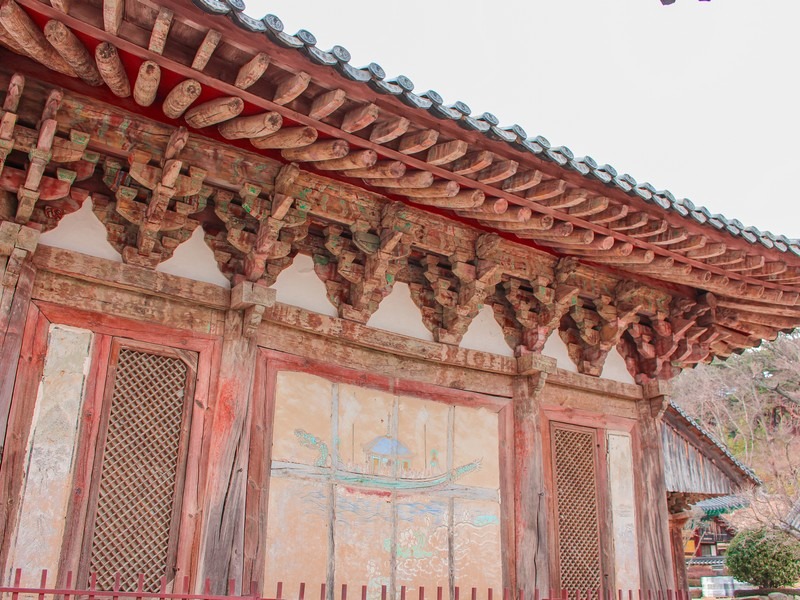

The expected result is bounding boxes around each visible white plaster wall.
[157,226,230,288]
[38,198,122,261]
[607,432,641,592]
[602,347,636,385]
[366,282,433,341]
[6,325,93,586]
[270,253,337,317]
[542,333,579,373]
[459,305,514,357]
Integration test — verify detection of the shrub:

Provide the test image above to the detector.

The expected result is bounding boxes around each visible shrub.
[725,527,800,588]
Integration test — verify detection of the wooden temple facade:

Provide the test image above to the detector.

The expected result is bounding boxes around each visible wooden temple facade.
[0,0,795,597]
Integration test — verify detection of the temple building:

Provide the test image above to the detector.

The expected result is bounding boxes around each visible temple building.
[0,0,795,598]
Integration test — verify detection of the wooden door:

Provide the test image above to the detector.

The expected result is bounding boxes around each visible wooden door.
[79,339,198,592]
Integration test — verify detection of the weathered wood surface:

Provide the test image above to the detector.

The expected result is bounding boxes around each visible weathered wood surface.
[94,42,130,97]
[635,385,676,593]
[0,0,76,76]
[42,20,102,86]
[197,310,257,592]
[661,422,735,495]
[0,302,47,571]
[513,366,554,593]
[32,269,221,334]
[133,60,160,106]
[257,318,514,398]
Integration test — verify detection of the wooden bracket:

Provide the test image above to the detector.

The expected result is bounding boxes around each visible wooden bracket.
[230,279,276,337]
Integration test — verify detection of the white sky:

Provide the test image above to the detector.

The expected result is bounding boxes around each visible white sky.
[244,0,800,238]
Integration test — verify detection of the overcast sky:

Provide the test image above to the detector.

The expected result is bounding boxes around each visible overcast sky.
[244,0,800,238]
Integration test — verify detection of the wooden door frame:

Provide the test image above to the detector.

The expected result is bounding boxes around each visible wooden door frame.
[541,406,637,594]
[244,348,516,594]
[75,338,199,590]
[28,302,219,591]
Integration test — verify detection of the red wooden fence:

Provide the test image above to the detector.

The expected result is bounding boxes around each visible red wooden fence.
[0,570,691,600]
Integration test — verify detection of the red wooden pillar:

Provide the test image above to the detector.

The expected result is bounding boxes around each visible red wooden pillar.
[669,511,691,594]
[197,305,268,593]
[513,354,556,594]
[635,381,675,593]
[0,222,39,454]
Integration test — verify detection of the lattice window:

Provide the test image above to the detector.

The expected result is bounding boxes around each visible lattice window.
[89,347,191,592]
[552,425,602,593]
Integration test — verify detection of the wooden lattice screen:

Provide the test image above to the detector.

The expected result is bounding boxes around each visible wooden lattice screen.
[552,424,602,592]
[88,347,192,592]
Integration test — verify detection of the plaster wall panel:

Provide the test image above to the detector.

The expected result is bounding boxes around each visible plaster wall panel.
[267,371,503,593]
[333,487,393,599]
[366,283,434,342]
[263,477,331,596]
[6,325,93,586]
[39,198,122,262]
[452,406,499,491]
[271,371,333,466]
[607,433,640,592]
[601,348,636,385]
[156,226,230,288]
[542,334,579,374]
[270,253,338,317]
[458,306,514,357]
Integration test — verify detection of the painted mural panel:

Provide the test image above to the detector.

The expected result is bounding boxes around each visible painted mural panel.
[333,487,392,597]
[265,370,502,597]
[394,494,450,595]
[453,500,503,592]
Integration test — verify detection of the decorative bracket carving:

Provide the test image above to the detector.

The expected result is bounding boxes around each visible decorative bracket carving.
[560,278,642,376]
[314,202,412,323]
[103,127,209,267]
[502,257,580,354]
[216,163,307,284]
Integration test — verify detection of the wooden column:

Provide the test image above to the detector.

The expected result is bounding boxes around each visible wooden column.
[0,220,39,458]
[635,381,675,592]
[669,510,691,594]
[513,353,556,593]
[197,308,261,592]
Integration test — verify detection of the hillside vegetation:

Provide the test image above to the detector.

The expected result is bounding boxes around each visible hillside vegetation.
[671,332,800,537]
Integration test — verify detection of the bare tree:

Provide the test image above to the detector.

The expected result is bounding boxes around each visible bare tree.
[671,332,800,540]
